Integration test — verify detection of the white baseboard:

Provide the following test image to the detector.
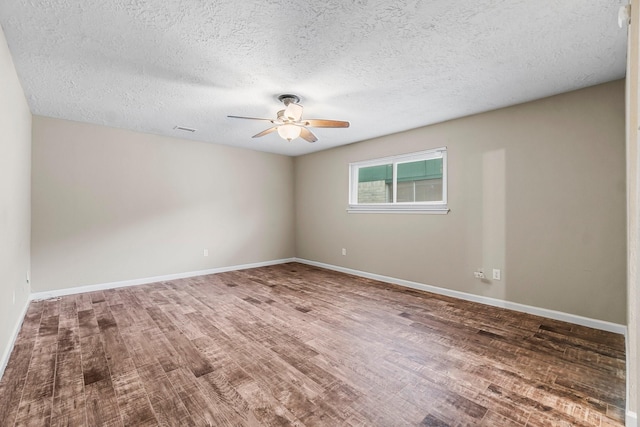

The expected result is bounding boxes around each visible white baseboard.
[627,333,634,427]
[0,297,31,381]
[30,258,296,301]
[294,258,627,335]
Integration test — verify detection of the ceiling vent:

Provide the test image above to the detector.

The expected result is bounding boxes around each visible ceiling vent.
[173,125,196,133]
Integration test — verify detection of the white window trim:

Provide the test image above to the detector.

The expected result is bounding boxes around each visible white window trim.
[348,147,449,214]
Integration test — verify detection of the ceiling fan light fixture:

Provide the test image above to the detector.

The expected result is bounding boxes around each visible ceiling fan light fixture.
[278,124,301,141]
[284,102,303,121]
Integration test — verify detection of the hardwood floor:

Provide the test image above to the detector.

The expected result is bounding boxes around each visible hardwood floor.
[0,263,626,426]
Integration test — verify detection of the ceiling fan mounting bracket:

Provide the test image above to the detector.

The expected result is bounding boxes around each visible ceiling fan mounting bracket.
[278,94,300,106]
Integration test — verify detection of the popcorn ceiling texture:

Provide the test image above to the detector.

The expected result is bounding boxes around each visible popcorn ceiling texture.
[0,0,628,156]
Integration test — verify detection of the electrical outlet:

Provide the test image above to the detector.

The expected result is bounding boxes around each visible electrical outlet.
[203,249,209,257]
[342,248,347,256]
[493,269,501,280]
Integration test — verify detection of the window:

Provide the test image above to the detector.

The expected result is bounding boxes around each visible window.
[348,147,448,214]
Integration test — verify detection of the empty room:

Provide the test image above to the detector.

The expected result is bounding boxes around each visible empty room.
[1,1,639,426]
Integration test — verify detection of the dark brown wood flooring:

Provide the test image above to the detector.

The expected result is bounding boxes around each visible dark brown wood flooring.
[0,263,626,426]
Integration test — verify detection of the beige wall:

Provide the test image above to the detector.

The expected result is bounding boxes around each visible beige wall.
[627,0,639,419]
[295,80,626,324]
[0,25,32,371]
[31,117,295,292]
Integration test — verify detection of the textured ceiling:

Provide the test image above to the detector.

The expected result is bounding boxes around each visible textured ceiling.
[0,0,628,156]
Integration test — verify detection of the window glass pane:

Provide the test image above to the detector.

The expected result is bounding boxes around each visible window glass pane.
[396,159,443,202]
[415,178,443,202]
[397,158,442,181]
[397,181,414,202]
[358,164,393,203]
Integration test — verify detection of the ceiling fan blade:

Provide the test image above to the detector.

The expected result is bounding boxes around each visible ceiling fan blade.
[303,119,350,128]
[299,127,318,143]
[228,115,276,123]
[252,127,279,138]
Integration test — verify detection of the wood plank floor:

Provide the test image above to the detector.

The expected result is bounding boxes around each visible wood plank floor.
[0,263,626,426]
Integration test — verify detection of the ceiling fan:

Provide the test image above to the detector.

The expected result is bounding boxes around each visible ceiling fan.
[228,94,349,143]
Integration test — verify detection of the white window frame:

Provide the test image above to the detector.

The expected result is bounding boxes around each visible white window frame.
[348,147,449,214]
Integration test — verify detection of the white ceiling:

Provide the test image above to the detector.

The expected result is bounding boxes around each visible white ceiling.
[0,0,628,156]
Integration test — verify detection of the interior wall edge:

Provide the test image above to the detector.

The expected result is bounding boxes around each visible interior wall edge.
[29,257,296,302]
[294,258,627,336]
[0,298,30,382]
[0,22,32,386]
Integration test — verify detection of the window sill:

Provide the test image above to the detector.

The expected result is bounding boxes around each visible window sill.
[347,205,449,214]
